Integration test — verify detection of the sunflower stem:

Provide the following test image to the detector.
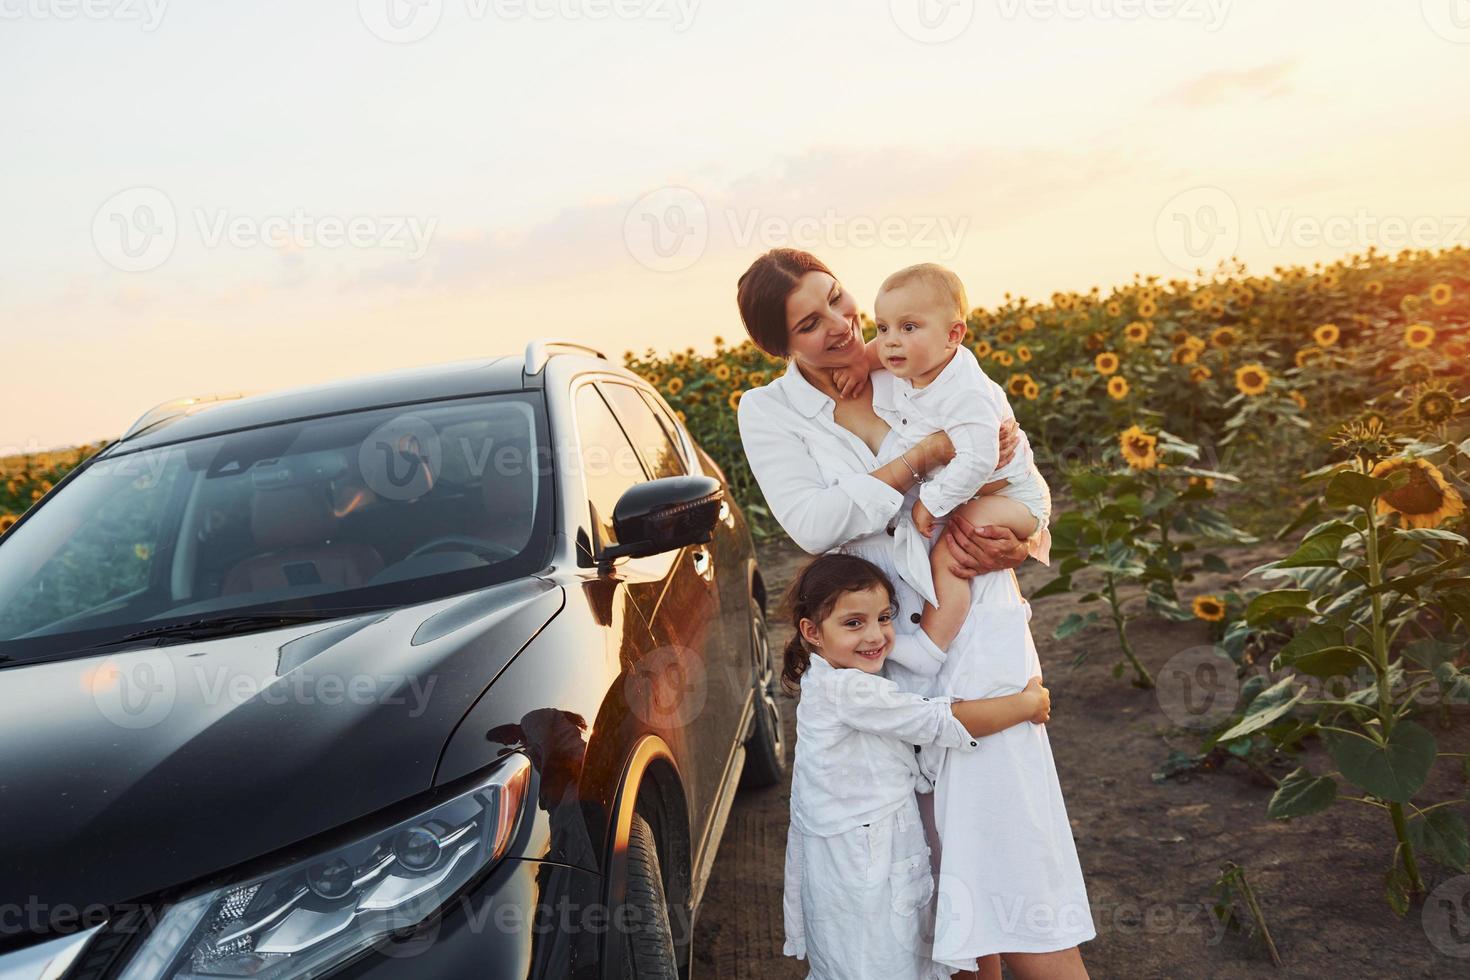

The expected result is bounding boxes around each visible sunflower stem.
[1104,572,1154,689]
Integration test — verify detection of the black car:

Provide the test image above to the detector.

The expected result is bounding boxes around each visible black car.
[0,340,787,980]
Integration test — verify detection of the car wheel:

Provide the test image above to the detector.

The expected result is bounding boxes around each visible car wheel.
[618,813,679,980]
[739,599,787,788]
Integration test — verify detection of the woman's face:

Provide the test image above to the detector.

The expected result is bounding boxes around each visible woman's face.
[783,271,864,369]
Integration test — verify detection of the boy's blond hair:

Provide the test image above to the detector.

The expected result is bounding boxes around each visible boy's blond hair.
[878,263,969,323]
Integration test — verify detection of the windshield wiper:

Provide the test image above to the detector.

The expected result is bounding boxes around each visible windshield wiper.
[98,611,364,648]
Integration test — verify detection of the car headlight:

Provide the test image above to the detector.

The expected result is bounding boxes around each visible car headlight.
[118,754,531,980]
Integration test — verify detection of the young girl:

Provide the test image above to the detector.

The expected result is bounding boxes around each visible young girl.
[780,553,1050,980]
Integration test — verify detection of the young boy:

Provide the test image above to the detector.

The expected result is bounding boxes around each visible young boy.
[854,263,1051,618]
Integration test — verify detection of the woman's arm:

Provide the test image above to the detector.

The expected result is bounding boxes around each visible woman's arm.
[738,391,911,553]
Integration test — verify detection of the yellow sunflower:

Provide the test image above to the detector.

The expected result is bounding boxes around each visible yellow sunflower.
[993,350,1015,367]
[666,376,685,395]
[1401,294,1423,314]
[1430,283,1453,307]
[1017,346,1033,362]
[1007,373,1033,398]
[1095,352,1120,376]
[1405,323,1436,349]
[1371,458,1465,529]
[972,340,993,358]
[1189,365,1213,383]
[1313,323,1340,347]
[1235,364,1270,397]
[1106,301,1123,317]
[1022,380,1040,401]
[0,514,17,535]
[1210,327,1240,349]
[1189,476,1216,493]
[1192,595,1227,623]
[1412,384,1458,425]
[714,363,732,381]
[1289,390,1307,410]
[1190,293,1211,312]
[1138,299,1159,318]
[1119,425,1159,471]
[1107,376,1130,400]
[728,390,743,411]
[1019,315,1037,332]
[749,371,768,386]
[998,330,1017,344]
[1054,292,1075,311]
[1364,280,1384,296]
[1295,347,1321,369]
[676,410,687,423]
[1125,321,1151,343]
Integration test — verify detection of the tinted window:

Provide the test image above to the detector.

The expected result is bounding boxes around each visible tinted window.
[601,383,687,480]
[0,394,552,663]
[574,385,648,548]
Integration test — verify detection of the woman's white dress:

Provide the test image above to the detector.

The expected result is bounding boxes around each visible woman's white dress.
[739,362,1095,970]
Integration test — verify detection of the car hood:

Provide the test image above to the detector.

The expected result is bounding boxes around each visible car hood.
[0,578,564,919]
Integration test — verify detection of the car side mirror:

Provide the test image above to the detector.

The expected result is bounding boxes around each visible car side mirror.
[597,476,723,569]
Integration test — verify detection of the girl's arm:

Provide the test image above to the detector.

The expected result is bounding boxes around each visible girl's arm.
[951,676,1050,737]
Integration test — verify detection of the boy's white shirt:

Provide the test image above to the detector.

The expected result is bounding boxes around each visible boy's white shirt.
[871,347,1049,606]
[788,635,977,838]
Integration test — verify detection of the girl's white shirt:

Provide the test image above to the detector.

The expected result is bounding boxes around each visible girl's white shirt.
[790,642,978,838]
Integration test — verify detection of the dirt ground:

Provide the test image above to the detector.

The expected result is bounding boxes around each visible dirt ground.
[692,538,1470,979]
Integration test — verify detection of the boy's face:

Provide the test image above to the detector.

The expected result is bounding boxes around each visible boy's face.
[800,585,896,675]
[874,281,965,384]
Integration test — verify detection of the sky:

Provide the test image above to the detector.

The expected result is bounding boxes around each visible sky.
[3,0,1470,451]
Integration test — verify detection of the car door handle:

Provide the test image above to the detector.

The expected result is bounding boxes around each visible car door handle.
[718,500,734,527]
[691,549,713,579]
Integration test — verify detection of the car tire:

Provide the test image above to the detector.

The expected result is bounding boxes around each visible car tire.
[618,813,679,980]
[739,600,788,789]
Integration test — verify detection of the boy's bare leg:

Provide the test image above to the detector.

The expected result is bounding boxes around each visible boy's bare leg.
[954,954,1003,980]
[1002,948,1089,980]
[922,495,1039,647]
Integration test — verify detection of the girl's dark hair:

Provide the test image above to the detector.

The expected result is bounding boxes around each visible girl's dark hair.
[736,248,836,358]
[780,553,896,693]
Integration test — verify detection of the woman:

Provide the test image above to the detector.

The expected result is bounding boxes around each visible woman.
[735,248,1090,980]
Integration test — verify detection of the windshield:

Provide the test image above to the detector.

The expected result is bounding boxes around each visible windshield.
[0,394,552,664]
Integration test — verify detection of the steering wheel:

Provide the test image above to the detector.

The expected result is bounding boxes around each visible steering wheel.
[404,534,518,564]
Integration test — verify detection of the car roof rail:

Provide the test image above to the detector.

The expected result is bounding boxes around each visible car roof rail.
[523,339,608,377]
[121,392,252,441]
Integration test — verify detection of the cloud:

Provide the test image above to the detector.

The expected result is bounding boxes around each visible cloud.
[1165,60,1297,108]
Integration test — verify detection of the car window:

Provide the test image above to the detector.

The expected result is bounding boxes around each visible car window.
[0,394,553,661]
[601,383,687,480]
[574,384,648,548]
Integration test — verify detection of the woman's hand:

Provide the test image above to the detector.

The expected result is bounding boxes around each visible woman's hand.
[997,418,1020,470]
[941,512,1028,578]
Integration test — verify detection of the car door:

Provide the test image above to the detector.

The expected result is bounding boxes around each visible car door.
[594,381,739,832]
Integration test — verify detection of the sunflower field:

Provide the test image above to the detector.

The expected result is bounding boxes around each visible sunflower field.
[622,244,1470,913]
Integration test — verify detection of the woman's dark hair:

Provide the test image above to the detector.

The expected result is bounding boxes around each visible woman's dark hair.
[736,248,835,358]
[779,553,896,693]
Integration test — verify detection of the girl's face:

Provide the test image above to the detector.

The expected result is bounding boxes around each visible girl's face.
[784,271,864,371]
[799,585,896,674]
